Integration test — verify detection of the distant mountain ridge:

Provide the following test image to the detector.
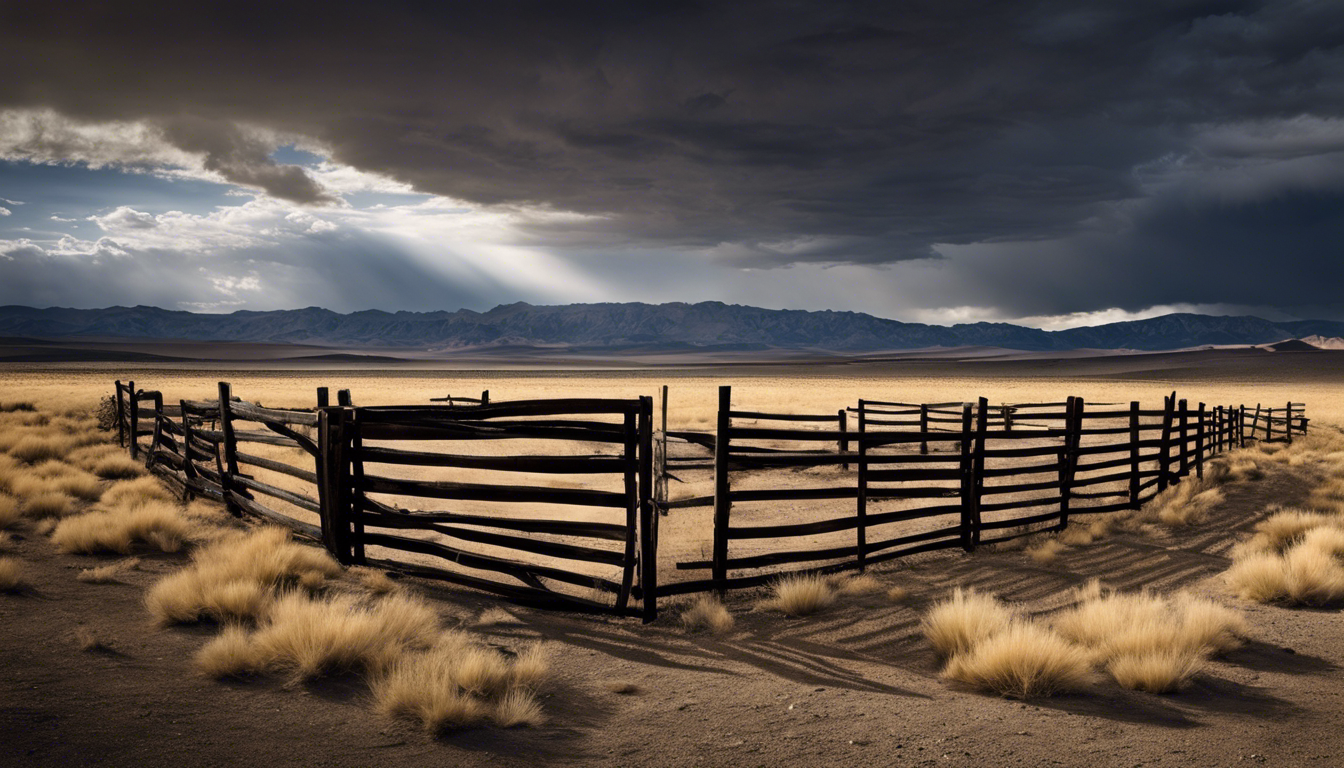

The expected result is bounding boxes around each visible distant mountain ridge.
[0,303,1341,353]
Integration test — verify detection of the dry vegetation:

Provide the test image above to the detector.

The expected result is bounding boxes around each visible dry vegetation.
[679,593,735,634]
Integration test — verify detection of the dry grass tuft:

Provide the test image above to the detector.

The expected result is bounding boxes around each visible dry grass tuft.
[25,491,75,519]
[9,435,77,463]
[509,644,550,692]
[91,455,145,480]
[1225,508,1344,606]
[886,585,910,603]
[195,625,258,679]
[1106,651,1205,694]
[492,689,546,728]
[0,493,20,529]
[357,569,401,595]
[101,476,174,508]
[942,620,1094,698]
[51,500,191,554]
[604,680,640,694]
[77,557,141,583]
[759,573,836,617]
[680,593,735,634]
[922,588,1015,660]
[1226,552,1290,602]
[1026,538,1066,564]
[0,556,22,591]
[1236,509,1338,556]
[831,573,886,596]
[0,401,37,413]
[146,527,341,625]
[1057,525,1095,547]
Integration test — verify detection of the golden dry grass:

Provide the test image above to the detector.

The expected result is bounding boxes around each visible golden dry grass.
[24,491,75,519]
[51,500,192,554]
[1225,506,1344,605]
[1106,651,1206,694]
[758,573,836,617]
[101,476,175,508]
[75,626,110,652]
[679,593,735,634]
[91,455,145,480]
[146,527,341,625]
[0,556,23,591]
[831,573,886,596]
[77,557,141,583]
[604,680,640,694]
[922,588,1015,660]
[0,493,19,529]
[942,620,1094,698]
[1026,538,1066,564]
[886,585,910,602]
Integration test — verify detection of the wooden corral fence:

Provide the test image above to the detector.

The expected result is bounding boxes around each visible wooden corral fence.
[114,379,1307,621]
[657,387,1309,597]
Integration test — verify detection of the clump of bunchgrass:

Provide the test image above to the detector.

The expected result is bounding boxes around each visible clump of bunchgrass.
[942,620,1094,698]
[921,588,1015,660]
[758,573,836,617]
[51,500,192,554]
[0,556,23,592]
[679,593,735,634]
[77,557,141,583]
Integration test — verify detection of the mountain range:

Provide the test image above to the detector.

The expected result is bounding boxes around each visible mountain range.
[0,303,1341,353]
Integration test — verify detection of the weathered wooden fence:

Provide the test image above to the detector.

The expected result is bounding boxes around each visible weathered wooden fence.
[114,379,1307,621]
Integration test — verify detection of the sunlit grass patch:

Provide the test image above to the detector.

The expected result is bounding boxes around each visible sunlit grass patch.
[77,557,141,583]
[758,573,836,617]
[922,588,1015,660]
[942,620,1094,698]
[51,500,192,554]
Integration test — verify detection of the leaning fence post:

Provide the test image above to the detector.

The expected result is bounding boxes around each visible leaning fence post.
[856,400,868,570]
[317,405,354,564]
[1128,400,1141,509]
[919,403,929,455]
[839,409,849,471]
[958,404,974,552]
[712,385,732,594]
[638,396,657,622]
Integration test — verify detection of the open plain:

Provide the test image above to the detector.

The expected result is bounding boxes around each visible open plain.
[3,349,1344,767]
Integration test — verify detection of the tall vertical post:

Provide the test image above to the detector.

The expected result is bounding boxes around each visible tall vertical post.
[919,403,929,455]
[337,389,353,407]
[1285,401,1293,444]
[1158,394,1174,493]
[712,385,732,594]
[838,409,849,471]
[958,404,974,552]
[316,387,329,408]
[317,406,354,564]
[1003,404,1014,432]
[1238,405,1246,448]
[1058,397,1078,531]
[1195,403,1206,478]
[617,411,639,615]
[217,382,243,516]
[481,390,490,405]
[127,382,140,461]
[1128,401,1141,509]
[179,399,199,501]
[1178,399,1189,477]
[114,380,126,448]
[971,397,988,546]
[856,400,868,571]
[659,385,669,512]
[638,396,657,623]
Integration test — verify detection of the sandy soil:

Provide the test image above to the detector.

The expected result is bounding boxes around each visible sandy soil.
[4,443,1343,767]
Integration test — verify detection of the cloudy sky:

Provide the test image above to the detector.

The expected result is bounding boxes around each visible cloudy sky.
[1,1,1341,328]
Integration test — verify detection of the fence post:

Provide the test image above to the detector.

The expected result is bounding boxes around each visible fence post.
[958,404,974,552]
[638,396,657,623]
[114,380,126,448]
[481,390,490,405]
[317,387,329,408]
[712,385,732,594]
[971,397,988,546]
[179,399,199,501]
[1178,399,1189,477]
[839,409,849,471]
[1158,394,1174,493]
[1058,397,1079,531]
[856,400,868,571]
[659,385,669,513]
[1003,404,1013,432]
[617,409,639,615]
[1285,401,1293,445]
[1195,403,1206,478]
[919,404,929,455]
[317,406,354,564]
[1128,400,1141,509]
[127,382,140,461]
[337,389,353,407]
[217,382,246,516]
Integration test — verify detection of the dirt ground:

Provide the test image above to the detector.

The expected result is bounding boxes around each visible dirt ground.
[4,446,1343,767]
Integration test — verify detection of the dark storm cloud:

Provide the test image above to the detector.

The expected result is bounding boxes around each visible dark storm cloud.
[1,0,1343,313]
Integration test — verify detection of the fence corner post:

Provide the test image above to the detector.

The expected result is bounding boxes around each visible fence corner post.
[712,385,732,594]
[217,381,245,517]
[637,395,657,623]
[317,405,354,564]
